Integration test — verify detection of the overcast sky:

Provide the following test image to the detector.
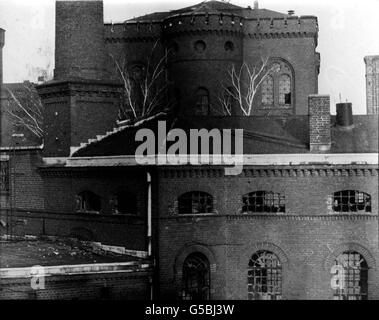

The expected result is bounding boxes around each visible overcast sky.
[1,0,378,114]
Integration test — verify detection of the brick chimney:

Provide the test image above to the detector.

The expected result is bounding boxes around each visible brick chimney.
[54,0,108,80]
[37,1,122,157]
[308,94,331,152]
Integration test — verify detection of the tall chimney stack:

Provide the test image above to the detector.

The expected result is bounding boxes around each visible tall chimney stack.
[0,28,5,86]
[54,0,108,80]
[254,1,259,10]
[308,94,331,152]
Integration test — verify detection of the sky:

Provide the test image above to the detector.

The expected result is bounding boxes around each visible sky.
[0,0,378,114]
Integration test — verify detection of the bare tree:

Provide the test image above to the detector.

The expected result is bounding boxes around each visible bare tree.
[111,40,172,121]
[219,57,280,116]
[5,82,44,138]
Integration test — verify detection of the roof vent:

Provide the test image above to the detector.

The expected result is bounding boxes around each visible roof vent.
[288,10,295,16]
[336,102,354,129]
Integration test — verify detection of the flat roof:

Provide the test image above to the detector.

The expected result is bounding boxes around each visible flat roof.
[0,237,146,269]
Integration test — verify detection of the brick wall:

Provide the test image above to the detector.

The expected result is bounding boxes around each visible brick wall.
[54,0,108,80]
[309,94,331,152]
[0,271,151,300]
[156,166,379,300]
[364,56,379,114]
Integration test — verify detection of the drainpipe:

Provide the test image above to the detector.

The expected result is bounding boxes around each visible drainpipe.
[147,171,152,257]
[147,171,153,300]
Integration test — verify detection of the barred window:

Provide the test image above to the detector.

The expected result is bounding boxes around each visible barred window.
[181,252,210,300]
[279,74,291,105]
[333,190,371,213]
[331,251,368,300]
[0,160,9,192]
[242,191,285,213]
[248,251,282,300]
[195,87,209,115]
[178,191,213,214]
[261,75,274,105]
[76,191,101,213]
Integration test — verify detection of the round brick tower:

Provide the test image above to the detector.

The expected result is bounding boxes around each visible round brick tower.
[54,0,108,80]
[162,12,244,116]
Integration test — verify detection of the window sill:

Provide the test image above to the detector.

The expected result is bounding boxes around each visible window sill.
[76,210,100,215]
[175,213,217,217]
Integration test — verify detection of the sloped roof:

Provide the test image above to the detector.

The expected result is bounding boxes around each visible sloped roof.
[127,0,288,22]
[71,114,378,158]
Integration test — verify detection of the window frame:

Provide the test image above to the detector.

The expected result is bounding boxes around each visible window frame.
[242,191,286,214]
[181,252,211,300]
[331,251,368,300]
[76,190,101,214]
[260,59,294,111]
[332,190,371,213]
[178,191,214,215]
[248,250,282,300]
[195,87,210,116]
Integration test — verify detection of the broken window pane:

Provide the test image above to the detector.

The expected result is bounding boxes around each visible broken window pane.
[178,191,213,214]
[333,190,371,213]
[248,251,282,300]
[242,191,285,213]
[332,251,368,300]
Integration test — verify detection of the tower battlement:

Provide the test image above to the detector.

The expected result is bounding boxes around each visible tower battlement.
[104,21,162,42]
[104,12,318,42]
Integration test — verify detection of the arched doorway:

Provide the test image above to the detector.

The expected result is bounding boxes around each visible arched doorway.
[181,252,210,300]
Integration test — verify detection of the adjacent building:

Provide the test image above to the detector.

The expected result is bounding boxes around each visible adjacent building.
[365,55,379,114]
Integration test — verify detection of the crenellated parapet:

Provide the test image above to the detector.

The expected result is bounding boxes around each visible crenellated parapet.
[104,21,162,43]
[162,12,244,38]
[104,12,318,43]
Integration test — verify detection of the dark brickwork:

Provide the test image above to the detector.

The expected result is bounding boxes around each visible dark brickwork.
[156,166,379,300]
[37,81,122,157]
[54,0,108,81]
[105,12,319,116]
[364,56,379,114]
[0,271,151,300]
[308,95,331,152]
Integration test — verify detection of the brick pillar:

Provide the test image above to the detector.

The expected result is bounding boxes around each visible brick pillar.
[308,94,331,152]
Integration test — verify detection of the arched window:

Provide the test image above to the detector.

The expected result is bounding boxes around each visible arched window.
[248,251,282,300]
[76,191,101,213]
[331,251,368,300]
[261,75,274,105]
[261,59,293,110]
[178,191,213,214]
[195,87,209,115]
[333,190,371,213]
[112,189,137,215]
[279,74,291,105]
[242,191,285,213]
[181,252,210,300]
[130,63,145,81]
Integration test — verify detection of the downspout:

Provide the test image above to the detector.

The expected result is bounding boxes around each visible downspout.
[147,171,153,300]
